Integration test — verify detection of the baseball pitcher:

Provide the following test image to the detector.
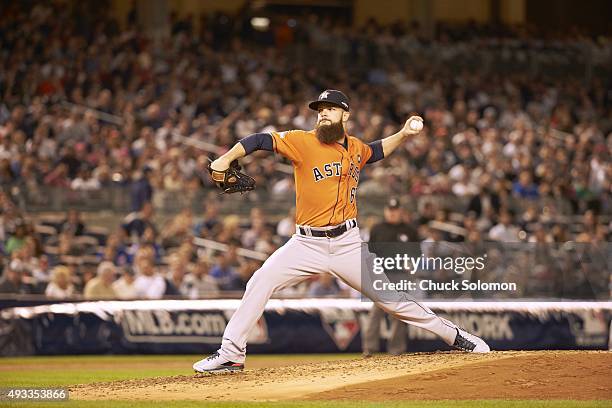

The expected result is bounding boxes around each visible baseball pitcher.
[194,90,489,374]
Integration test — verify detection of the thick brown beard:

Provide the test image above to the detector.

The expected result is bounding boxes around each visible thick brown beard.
[316,121,345,144]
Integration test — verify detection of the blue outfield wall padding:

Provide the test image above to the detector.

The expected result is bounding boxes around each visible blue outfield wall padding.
[0,299,610,355]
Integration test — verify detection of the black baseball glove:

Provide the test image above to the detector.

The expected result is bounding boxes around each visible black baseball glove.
[207,160,256,194]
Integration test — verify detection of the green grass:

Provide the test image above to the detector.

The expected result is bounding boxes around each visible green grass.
[1,355,185,387]
[1,400,611,408]
[1,368,176,387]
[1,354,191,365]
[0,354,359,387]
[1,354,359,366]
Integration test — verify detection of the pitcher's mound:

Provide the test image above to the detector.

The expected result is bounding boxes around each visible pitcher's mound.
[70,350,611,401]
[307,350,612,401]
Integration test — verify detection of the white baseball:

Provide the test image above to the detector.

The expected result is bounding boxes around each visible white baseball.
[409,119,423,131]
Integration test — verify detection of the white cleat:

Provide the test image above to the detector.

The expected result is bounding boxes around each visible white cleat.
[193,352,244,374]
[453,328,490,353]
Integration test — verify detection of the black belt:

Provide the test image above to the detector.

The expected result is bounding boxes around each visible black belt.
[298,220,357,238]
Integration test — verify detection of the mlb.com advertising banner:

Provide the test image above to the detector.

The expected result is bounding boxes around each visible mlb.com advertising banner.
[0,299,610,356]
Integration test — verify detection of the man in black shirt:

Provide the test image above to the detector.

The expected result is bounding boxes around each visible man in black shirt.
[370,198,419,243]
[122,202,157,241]
[362,197,419,356]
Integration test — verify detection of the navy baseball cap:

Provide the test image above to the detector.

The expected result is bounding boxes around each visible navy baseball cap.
[308,90,350,112]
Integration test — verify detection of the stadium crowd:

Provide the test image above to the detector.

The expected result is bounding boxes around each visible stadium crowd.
[0,1,610,300]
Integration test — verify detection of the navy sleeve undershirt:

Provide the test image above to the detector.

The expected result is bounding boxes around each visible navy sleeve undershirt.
[366,140,384,164]
[239,132,274,154]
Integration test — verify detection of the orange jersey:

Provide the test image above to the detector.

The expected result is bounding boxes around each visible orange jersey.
[269,129,375,227]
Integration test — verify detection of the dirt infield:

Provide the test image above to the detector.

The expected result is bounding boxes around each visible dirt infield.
[70,351,611,402]
[308,351,612,401]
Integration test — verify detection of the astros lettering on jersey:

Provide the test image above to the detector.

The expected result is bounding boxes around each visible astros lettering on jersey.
[269,129,373,227]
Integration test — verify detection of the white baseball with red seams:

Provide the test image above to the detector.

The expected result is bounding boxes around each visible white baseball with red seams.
[409,119,423,131]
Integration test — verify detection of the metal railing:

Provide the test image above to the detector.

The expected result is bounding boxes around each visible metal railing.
[7,185,611,230]
[12,183,605,224]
